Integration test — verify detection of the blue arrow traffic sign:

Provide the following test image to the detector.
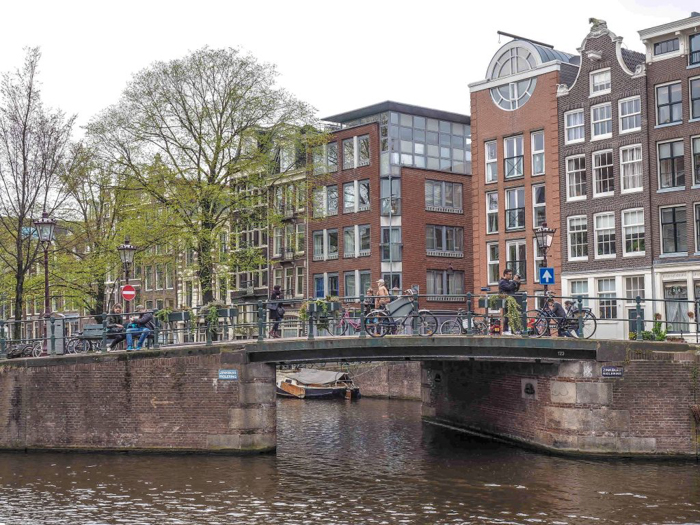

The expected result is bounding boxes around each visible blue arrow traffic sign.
[539,267,555,285]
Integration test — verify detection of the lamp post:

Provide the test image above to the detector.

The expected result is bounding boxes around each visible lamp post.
[34,211,56,355]
[534,223,556,293]
[117,237,137,313]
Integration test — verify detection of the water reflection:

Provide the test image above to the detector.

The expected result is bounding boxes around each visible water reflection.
[0,398,698,524]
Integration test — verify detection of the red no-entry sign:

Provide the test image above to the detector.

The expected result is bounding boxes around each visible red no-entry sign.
[121,285,136,302]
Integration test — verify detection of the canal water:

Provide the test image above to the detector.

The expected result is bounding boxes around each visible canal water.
[1,398,699,525]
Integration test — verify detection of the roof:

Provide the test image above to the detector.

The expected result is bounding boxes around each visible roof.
[530,41,577,64]
[621,48,645,71]
[285,369,350,385]
[639,12,700,39]
[559,63,580,88]
[322,100,470,125]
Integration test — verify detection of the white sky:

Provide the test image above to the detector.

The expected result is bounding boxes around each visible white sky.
[0,0,696,132]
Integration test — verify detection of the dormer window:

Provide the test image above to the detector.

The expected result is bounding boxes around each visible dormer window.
[654,38,679,56]
[590,69,611,96]
[690,34,700,66]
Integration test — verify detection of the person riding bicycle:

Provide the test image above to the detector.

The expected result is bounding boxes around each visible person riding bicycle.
[546,296,577,337]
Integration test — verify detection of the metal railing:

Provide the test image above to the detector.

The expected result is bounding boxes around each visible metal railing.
[505,208,525,230]
[504,156,524,178]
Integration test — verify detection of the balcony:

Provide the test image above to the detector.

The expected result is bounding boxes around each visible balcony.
[504,156,524,179]
[426,249,464,258]
[505,207,525,231]
[380,197,401,216]
[283,248,295,261]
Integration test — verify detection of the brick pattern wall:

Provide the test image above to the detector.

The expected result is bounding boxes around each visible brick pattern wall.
[558,32,651,275]
[0,347,276,453]
[471,70,563,295]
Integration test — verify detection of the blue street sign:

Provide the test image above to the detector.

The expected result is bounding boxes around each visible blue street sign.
[539,267,555,285]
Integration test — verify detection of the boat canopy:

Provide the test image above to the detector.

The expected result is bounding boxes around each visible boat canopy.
[286,369,350,385]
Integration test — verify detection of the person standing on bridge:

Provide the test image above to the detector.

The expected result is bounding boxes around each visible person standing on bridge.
[375,279,390,309]
[498,269,520,335]
[268,285,284,339]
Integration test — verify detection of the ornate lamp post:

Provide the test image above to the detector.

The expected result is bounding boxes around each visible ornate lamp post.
[34,211,56,356]
[534,223,556,293]
[117,237,137,313]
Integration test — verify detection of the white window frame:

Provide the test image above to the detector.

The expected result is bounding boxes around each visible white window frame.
[486,191,498,234]
[532,184,546,228]
[597,277,618,320]
[564,109,585,145]
[568,215,588,262]
[618,96,641,134]
[620,144,643,194]
[503,135,524,179]
[485,141,498,183]
[487,241,499,285]
[531,130,545,176]
[592,149,614,198]
[566,154,587,202]
[273,227,283,257]
[591,102,612,141]
[295,267,304,298]
[569,279,590,307]
[593,212,616,260]
[622,208,646,257]
[533,239,544,283]
[590,68,611,96]
[624,275,646,304]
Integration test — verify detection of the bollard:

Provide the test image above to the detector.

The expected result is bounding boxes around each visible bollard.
[466,292,473,335]
[635,296,643,341]
[520,292,529,338]
[411,293,418,336]
[101,317,108,353]
[308,306,315,341]
[257,300,265,342]
[0,320,5,359]
[206,311,213,346]
[50,317,56,355]
[577,295,584,338]
[153,319,160,349]
[359,293,366,339]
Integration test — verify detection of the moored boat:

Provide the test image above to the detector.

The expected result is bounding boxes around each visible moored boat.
[276,369,360,399]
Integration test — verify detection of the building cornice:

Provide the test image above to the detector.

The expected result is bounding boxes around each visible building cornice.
[639,16,700,40]
[468,62,563,93]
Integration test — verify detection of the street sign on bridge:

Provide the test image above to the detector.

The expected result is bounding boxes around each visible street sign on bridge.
[121,285,136,302]
[539,267,555,285]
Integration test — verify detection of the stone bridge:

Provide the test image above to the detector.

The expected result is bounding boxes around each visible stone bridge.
[0,336,698,457]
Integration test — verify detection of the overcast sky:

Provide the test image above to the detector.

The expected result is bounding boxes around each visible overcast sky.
[0,0,696,132]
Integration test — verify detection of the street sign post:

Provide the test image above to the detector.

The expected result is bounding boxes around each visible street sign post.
[121,284,136,302]
[539,267,555,286]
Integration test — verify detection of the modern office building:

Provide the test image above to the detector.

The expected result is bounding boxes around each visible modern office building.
[558,19,649,340]
[470,34,579,300]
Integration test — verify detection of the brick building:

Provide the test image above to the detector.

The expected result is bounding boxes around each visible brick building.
[470,36,579,299]
[311,101,472,310]
[557,19,649,340]
[640,13,700,335]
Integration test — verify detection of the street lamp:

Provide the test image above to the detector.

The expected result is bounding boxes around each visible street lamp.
[34,211,56,356]
[117,236,137,313]
[534,223,556,292]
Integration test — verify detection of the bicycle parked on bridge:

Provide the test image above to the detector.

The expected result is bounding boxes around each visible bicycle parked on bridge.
[439,309,501,336]
[325,307,363,336]
[527,296,597,339]
[364,290,438,338]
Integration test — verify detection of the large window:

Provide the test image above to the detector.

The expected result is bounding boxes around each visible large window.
[533,240,545,283]
[597,278,617,319]
[343,182,355,213]
[426,225,464,256]
[619,96,641,133]
[380,178,401,216]
[531,131,544,175]
[620,145,643,192]
[566,155,587,200]
[505,187,525,230]
[570,280,589,306]
[381,227,402,262]
[313,185,339,217]
[273,227,283,257]
[690,34,700,66]
[343,179,370,213]
[314,274,324,298]
[565,109,584,144]
[485,141,498,182]
[594,212,616,259]
[695,204,700,253]
[654,38,679,56]
[486,192,498,234]
[664,283,689,333]
[490,78,537,111]
[358,135,370,167]
[656,83,682,125]
[328,273,339,297]
[591,102,612,140]
[343,138,354,169]
[691,78,700,120]
[487,242,499,285]
[504,135,524,178]
[622,209,645,256]
[533,184,546,227]
[568,216,588,260]
[593,150,614,197]
[425,180,463,213]
[625,276,645,303]
[295,267,304,297]
[313,142,338,174]
[658,140,685,189]
[359,225,370,255]
[506,239,527,282]
[661,205,687,254]
[590,68,611,96]
[694,137,700,185]
[427,270,464,296]
[343,227,355,257]
[312,229,338,261]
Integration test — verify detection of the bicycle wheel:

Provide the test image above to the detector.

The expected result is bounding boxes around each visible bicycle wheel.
[32,342,43,357]
[323,317,344,336]
[416,312,438,337]
[71,338,90,354]
[440,319,462,335]
[580,312,597,339]
[527,310,551,338]
[364,311,390,338]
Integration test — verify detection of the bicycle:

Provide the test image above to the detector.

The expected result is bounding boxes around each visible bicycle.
[528,299,597,339]
[324,307,362,336]
[364,291,438,338]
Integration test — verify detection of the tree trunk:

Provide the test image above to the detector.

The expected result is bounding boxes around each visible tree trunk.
[89,277,107,324]
[197,229,214,307]
[12,273,24,341]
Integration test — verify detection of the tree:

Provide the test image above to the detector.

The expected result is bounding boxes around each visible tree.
[87,47,322,306]
[0,48,75,335]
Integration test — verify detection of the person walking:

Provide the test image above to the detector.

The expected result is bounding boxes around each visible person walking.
[268,285,284,339]
[498,269,521,335]
[106,304,126,351]
[375,279,390,309]
[126,305,155,351]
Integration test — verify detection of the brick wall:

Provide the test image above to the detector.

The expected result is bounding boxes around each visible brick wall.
[423,352,699,456]
[0,347,276,453]
[329,362,422,400]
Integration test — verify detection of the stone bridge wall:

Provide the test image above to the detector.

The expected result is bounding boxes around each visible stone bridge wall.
[0,346,276,453]
[422,351,700,456]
